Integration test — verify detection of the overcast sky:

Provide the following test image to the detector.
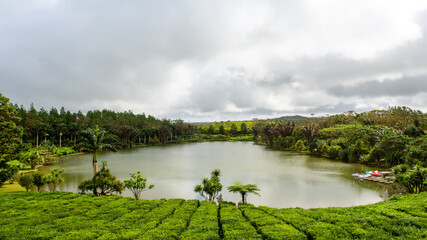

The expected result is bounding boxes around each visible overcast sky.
[1,0,427,122]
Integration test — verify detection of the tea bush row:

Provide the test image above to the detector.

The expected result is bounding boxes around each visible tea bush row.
[0,192,426,239]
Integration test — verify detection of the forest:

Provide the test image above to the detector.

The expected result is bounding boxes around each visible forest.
[252,107,427,168]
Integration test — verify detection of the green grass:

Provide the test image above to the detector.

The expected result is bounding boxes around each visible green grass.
[0,192,425,239]
[0,182,26,193]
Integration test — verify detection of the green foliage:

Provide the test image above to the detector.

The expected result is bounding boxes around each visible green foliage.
[194,169,222,201]
[219,125,226,135]
[199,121,255,135]
[123,171,154,200]
[253,108,427,167]
[0,192,425,239]
[0,93,22,186]
[239,204,306,239]
[180,200,220,239]
[18,175,34,192]
[240,122,248,134]
[220,201,262,239]
[26,151,44,169]
[230,123,238,135]
[79,125,116,175]
[227,181,260,204]
[393,164,426,193]
[31,172,46,192]
[78,162,124,196]
[45,168,66,192]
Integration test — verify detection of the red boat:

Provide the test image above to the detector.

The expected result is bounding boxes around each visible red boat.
[370,170,383,177]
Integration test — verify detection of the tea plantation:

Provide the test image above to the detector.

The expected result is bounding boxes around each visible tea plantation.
[0,192,425,239]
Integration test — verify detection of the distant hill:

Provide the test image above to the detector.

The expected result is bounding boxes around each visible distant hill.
[268,115,307,121]
[191,115,307,125]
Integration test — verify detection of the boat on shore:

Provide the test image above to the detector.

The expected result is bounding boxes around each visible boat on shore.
[352,171,393,184]
[367,170,383,177]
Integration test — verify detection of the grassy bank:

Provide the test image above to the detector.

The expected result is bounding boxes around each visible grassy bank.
[0,192,425,239]
[0,182,26,193]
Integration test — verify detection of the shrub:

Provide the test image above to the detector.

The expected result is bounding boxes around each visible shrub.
[393,164,426,193]
[194,169,222,201]
[46,168,66,192]
[18,175,34,192]
[32,172,46,192]
[78,162,124,196]
[123,171,154,200]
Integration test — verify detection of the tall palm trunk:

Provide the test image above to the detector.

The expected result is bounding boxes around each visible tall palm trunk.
[93,151,98,175]
[93,151,98,195]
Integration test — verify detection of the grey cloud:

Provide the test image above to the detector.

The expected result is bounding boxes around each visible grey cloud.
[304,103,359,115]
[1,1,427,121]
[327,75,427,97]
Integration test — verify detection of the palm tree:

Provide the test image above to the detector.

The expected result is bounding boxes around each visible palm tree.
[227,182,260,204]
[79,125,116,176]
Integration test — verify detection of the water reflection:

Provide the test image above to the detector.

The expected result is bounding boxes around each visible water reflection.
[39,142,396,208]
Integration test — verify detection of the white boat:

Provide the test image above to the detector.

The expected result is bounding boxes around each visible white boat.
[352,173,370,179]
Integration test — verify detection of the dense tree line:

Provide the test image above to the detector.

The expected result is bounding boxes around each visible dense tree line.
[15,104,197,149]
[198,121,252,135]
[252,107,427,167]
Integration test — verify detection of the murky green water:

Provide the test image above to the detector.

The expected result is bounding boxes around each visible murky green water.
[40,142,395,208]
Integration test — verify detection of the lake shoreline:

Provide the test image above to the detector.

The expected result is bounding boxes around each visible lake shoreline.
[40,142,397,209]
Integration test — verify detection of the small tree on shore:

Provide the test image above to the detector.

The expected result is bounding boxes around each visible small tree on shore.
[78,161,123,196]
[46,168,66,192]
[227,182,260,204]
[18,175,33,192]
[31,172,46,192]
[124,171,154,200]
[194,169,222,201]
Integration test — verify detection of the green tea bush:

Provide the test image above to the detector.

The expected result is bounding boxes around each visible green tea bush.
[239,204,306,240]
[219,202,262,239]
[0,192,425,239]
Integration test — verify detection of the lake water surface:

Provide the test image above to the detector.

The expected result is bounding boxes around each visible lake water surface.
[40,142,395,208]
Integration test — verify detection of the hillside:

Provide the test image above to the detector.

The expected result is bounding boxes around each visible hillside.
[0,192,425,239]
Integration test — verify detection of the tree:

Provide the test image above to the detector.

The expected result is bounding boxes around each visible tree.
[240,123,248,134]
[26,151,44,170]
[194,169,222,201]
[34,123,47,147]
[57,123,67,147]
[300,122,320,144]
[45,168,66,192]
[124,171,154,200]
[31,172,46,192]
[0,93,22,186]
[227,181,260,204]
[18,175,33,192]
[78,161,124,196]
[68,123,79,146]
[219,126,226,135]
[393,164,426,193]
[208,125,215,134]
[230,124,238,135]
[79,125,116,175]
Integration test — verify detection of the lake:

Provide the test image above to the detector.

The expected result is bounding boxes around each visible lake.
[39,142,396,208]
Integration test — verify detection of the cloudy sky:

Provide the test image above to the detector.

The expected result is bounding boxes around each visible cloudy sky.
[1,0,427,122]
